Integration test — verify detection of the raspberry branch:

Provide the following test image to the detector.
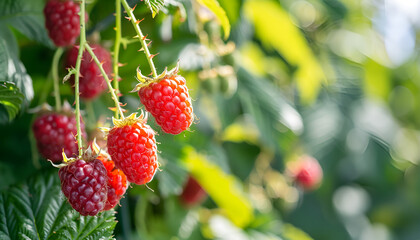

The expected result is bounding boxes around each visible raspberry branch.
[52,47,64,112]
[113,0,122,118]
[85,43,125,119]
[74,0,88,156]
[121,0,158,78]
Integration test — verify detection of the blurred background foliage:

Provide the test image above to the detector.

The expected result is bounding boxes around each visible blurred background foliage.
[1,0,420,239]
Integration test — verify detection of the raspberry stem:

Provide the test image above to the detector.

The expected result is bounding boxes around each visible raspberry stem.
[52,47,64,112]
[85,43,125,119]
[74,0,88,156]
[121,0,158,78]
[113,0,122,118]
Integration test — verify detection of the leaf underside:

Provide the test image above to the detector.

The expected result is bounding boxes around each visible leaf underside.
[0,170,117,240]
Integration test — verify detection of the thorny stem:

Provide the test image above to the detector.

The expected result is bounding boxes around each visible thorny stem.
[52,47,64,111]
[121,0,158,78]
[113,0,122,118]
[74,0,87,157]
[85,43,125,118]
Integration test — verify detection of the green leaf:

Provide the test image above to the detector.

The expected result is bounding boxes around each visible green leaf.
[182,146,254,228]
[0,0,53,46]
[196,0,231,39]
[0,82,23,121]
[0,170,117,240]
[244,0,325,104]
[144,0,165,18]
[0,25,18,57]
[218,0,241,25]
[157,158,188,197]
[0,38,33,106]
[237,68,303,147]
[364,58,390,101]
[282,224,313,240]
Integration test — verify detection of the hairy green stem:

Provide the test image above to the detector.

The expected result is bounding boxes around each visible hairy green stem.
[85,43,125,118]
[38,72,53,106]
[121,0,158,78]
[74,0,87,157]
[113,0,122,118]
[52,47,64,111]
[85,101,96,129]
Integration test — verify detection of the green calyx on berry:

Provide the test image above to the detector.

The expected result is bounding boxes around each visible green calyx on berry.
[50,139,103,168]
[131,62,180,92]
[101,112,149,132]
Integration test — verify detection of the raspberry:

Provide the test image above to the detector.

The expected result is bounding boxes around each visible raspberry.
[44,0,81,47]
[136,68,193,134]
[107,114,158,185]
[32,111,86,163]
[58,158,108,216]
[98,154,128,210]
[180,176,207,206]
[288,155,323,190]
[65,44,111,100]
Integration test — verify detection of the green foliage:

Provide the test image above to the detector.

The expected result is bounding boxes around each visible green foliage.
[0,82,24,121]
[196,0,231,39]
[144,0,165,18]
[0,170,117,240]
[0,38,32,122]
[0,0,53,46]
[244,0,325,104]
[182,147,254,228]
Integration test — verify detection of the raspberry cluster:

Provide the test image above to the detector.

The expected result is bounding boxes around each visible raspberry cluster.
[39,0,196,217]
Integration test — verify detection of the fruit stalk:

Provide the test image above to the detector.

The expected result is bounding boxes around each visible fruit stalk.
[113,0,122,118]
[74,0,87,156]
[121,0,158,78]
[85,43,125,118]
[52,47,64,111]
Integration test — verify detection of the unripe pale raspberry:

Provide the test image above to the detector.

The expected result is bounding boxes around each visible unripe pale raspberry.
[58,159,108,216]
[32,112,86,163]
[107,114,158,185]
[137,72,193,135]
[98,154,128,210]
[44,0,81,47]
[65,44,111,100]
[288,155,323,190]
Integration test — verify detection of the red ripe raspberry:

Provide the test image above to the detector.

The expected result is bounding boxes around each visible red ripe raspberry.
[107,114,158,185]
[58,158,108,216]
[137,70,193,135]
[44,0,81,47]
[180,176,207,206]
[32,112,86,163]
[288,155,323,190]
[98,154,128,210]
[65,44,111,100]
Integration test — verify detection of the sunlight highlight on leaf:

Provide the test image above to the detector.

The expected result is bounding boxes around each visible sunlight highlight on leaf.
[182,146,253,227]
[222,121,259,144]
[283,224,314,240]
[197,0,231,39]
[364,58,390,101]
[244,0,325,104]
[0,82,23,121]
